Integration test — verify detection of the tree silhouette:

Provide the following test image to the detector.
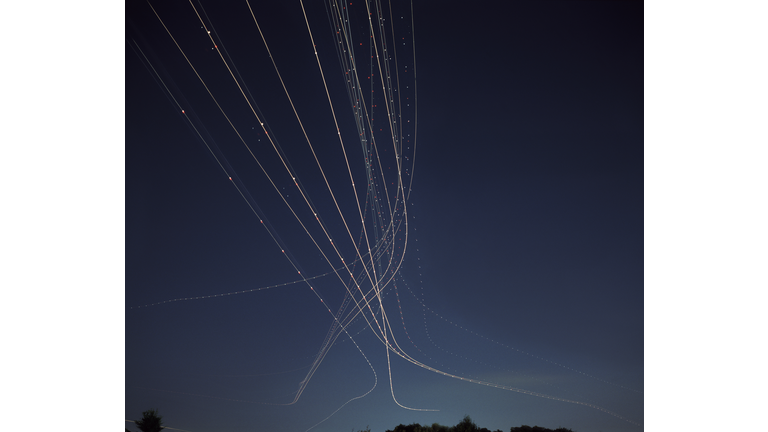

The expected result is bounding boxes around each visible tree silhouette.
[453,415,478,432]
[431,422,450,432]
[382,415,575,432]
[134,408,164,432]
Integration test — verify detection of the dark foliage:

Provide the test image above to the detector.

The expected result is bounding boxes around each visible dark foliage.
[383,416,573,432]
[454,415,478,432]
[386,424,424,432]
[134,408,165,432]
[385,421,450,432]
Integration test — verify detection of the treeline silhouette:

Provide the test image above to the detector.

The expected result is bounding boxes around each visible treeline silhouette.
[128,410,574,432]
[381,415,574,432]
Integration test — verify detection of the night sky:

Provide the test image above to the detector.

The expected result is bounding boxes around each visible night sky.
[125,1,643,431]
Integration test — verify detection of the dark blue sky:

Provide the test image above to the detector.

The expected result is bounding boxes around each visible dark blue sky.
[126,1,643,431]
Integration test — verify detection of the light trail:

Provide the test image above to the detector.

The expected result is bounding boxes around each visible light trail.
[146,1,388,343]
[128,1,641,429]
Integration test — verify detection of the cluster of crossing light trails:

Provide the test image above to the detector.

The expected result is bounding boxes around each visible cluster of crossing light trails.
[127,0,641,430]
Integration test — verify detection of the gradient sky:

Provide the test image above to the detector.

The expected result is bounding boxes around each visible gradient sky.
[126,1,643,432]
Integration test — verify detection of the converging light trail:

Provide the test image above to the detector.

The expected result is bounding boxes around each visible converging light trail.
[127,1,642,430]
